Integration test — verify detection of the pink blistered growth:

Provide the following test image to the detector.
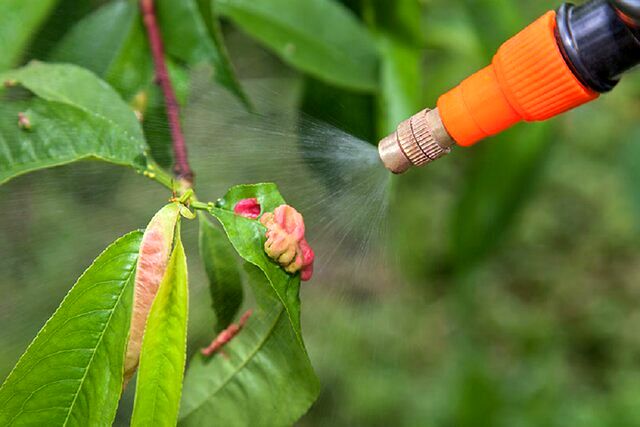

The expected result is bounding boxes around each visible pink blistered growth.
[260,205,315,281]
[299,239,314,281]
[233,198,261,219]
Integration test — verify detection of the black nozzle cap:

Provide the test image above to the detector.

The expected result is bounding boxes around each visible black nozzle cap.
[556,0,640,92]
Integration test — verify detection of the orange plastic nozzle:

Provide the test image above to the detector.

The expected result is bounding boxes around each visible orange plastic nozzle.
[436,11,598,147]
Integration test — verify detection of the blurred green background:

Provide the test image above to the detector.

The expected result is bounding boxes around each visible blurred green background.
[2,0,640,425]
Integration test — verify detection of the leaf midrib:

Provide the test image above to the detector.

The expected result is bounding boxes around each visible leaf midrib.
[60,265,136,426]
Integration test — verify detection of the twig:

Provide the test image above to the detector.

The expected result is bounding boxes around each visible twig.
[140,0,194,184]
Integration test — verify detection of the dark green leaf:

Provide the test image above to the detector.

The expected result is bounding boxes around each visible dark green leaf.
[0,0,59,71]
[50,0,154,101]
[301,76,377,143]
[180,183,319,426]
[217,0,379,92]
[363,0,426,46]
[0,62,150,185]
[156,0,249,106]
[131,231,189,426]
[0,230,143,425]
[451,122,554,271]
[198,213,243,331]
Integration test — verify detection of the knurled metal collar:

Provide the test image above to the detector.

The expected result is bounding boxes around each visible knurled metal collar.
[396,109,450,167]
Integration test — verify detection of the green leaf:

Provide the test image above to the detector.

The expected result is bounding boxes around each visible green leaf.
[131,231,189,426]
[362,0,424,137]
[156,0,249,107]
[50,0,154,101]
[0,62,150,185]
[0,230,143,425]
[376,35,423,136]
[180,183,319,426]
[459,0,522,58]
[198,213,243,331]
[619,127,640,227]
[217,0,379,92]
[451,122,554,271]
[362,0,426,46]
[301,76,377,143]
[0,0,59,71]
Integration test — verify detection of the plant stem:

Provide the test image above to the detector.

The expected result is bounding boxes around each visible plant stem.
[191,200,213,211]
[140,0,194,185]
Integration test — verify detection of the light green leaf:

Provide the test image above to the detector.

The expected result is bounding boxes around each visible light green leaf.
[131,231,189,426]
[156,0,249,106]
[0,0,59,71]
[50,0,154,101]
[198,213,243,331]
[0,230,143,426]
[180,183,319,426]
[217,0,379,92]
[0,62,150,185]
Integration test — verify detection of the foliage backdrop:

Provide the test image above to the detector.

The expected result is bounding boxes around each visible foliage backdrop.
[1,0,640,425]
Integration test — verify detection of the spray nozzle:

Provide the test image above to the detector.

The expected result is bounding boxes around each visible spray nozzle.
[378,108,454,174]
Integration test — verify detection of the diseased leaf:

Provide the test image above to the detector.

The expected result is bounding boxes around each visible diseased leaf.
[180,183,319,426]
[125,203,181,382]
[50,0,154,101]
[0,230,143,426]
[198,213,243,331]
[0,62,150,185]
[156,0,249,106]
[217,0,379,92]
[0,0,59,71]
[131,231,189,426]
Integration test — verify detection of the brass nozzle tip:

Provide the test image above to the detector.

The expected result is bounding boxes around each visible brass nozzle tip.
[378,133,412,174]
[378,108,454,174]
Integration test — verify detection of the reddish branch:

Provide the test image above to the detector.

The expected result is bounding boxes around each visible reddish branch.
[140,0,193,184]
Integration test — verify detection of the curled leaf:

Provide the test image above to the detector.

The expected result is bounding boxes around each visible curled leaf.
[124,203,180,383]
[261,205,314,281]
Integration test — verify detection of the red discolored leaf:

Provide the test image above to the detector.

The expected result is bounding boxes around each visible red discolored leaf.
[233,197,261,219]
